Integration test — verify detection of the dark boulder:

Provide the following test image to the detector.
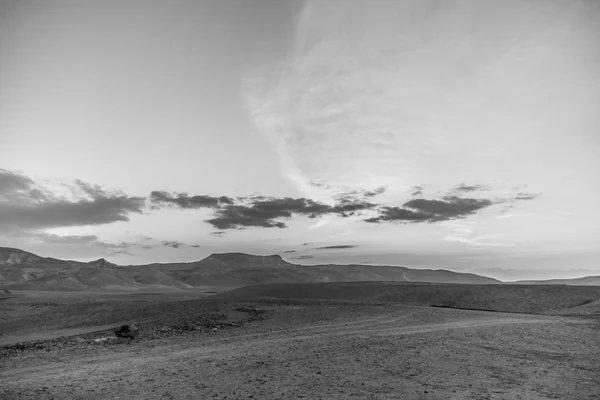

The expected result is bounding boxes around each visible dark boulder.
[114,324,139,339]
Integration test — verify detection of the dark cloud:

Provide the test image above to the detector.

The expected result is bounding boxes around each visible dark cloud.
[150,191,234,209]
[210,232,226,237]
[205,196,373,230]
[149,183,540,231]
[206,205,289,229]
[190,244,201,248]
[0,170,145,232]
[141,245,154,250]
[367,196,498,223]
[150,185,380,230]
[363,186,386,197]
[367,184,541,224]
[365,207,433,223]
[406,196,494,217]
[310,182,330,189]
[291,255,314,260]
[283,250,296,254]
[0,169,34,193]
[410,185,424,196]
[330,200,376,215]
[162,241,184,249]
[315,245,358,250]
[452,183,488,193]
[333,188,383,207]
[514,192,540,200]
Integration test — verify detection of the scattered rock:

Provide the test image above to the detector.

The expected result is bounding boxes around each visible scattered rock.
[114,324,139,339]
[93,337,117,343]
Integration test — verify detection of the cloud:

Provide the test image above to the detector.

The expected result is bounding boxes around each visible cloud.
[445,232,516,248]
[243,1,441,204]
[365,207,434,223]
[206,205,289,230]
[496,213,532,220]
[315,245,357,250]
[210,232,226,237]
[443,221,516,248]
[451,183,489,193]
[0,169,35,193]
[514,192,540,200]
[365,196,494,223]
[150,191,234,209]
[162,241,184,249]
[32,232,133,255]
[410,185,425,196]
[150,184,540,230]
[202,195,374,230]
[405,196,495,217]
[0,169,145,232]
[283,250,296,253]
[363,186,386,198]
[366,186,540,224]
[36,233,101,245]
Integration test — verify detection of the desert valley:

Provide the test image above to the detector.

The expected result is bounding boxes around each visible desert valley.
[2,1,600,398]
[1,246,599,400]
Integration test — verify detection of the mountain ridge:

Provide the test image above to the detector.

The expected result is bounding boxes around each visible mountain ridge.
[1,246,596,291]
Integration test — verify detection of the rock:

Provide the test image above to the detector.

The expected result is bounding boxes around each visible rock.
[114,324,139,339]
[94,336,117,343]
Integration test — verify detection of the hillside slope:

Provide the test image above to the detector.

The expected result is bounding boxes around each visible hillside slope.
[511,276,600,286]
[216,281,600,314]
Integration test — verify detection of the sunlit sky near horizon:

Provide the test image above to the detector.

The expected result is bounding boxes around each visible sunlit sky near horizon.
[1,0,599,281]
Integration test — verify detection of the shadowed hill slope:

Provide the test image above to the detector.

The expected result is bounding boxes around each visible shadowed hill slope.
[511,276,600,286]
[216,281,600,314]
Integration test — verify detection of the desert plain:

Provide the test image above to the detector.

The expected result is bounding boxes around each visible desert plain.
[1,281,599,400]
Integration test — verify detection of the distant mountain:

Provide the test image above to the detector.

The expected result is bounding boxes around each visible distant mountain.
[88,258,118,268]
[510,276,600,286]
[0,246,501,292]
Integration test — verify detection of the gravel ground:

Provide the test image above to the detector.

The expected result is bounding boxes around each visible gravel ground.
[1,302,598,400]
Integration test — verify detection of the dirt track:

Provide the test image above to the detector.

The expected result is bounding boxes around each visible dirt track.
[2,304,598,400]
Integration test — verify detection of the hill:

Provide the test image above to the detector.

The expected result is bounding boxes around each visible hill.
[0,247,499,291]
[216,281,600,314]
[511,276,600,286]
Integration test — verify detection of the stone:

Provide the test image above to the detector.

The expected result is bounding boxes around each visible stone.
[114,324,139,339]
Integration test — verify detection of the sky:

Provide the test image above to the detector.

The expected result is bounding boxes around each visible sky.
[1,0,599,280]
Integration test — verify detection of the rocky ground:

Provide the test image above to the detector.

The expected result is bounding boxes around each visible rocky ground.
[1,301,598,400]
